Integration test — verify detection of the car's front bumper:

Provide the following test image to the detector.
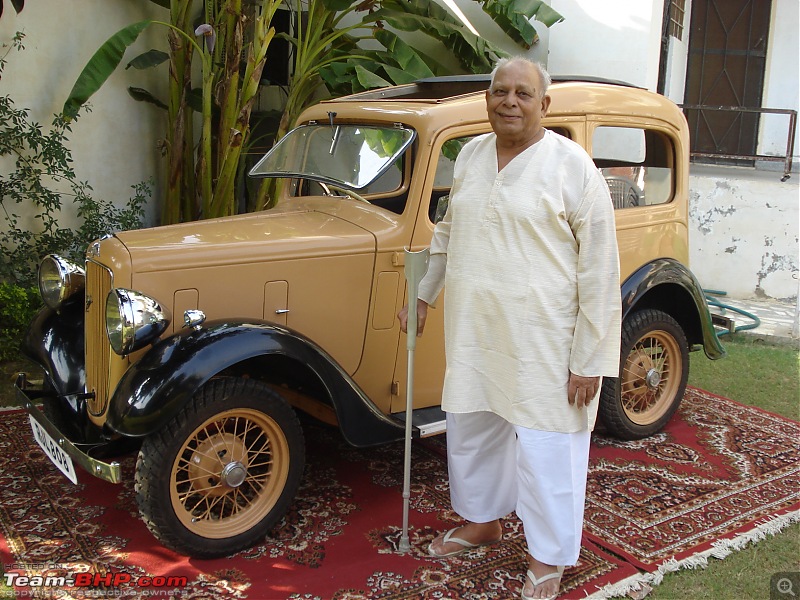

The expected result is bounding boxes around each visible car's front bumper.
[15,372,122,484]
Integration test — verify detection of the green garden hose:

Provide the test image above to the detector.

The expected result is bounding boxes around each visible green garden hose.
[704,289,761,337]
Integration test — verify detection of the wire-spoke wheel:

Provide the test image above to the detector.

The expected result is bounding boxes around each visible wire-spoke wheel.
[170,407,289,537]
[600,309,689,440]
[135,377,304,558]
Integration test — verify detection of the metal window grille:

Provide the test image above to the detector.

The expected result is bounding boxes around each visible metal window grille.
[681,105,797,180]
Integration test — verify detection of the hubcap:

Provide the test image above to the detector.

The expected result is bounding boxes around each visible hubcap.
[221,461,248,488]
[645,368,662,389]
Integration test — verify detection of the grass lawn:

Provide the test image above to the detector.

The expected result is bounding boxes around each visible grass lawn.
[648,333,799,599]
[1,334,798,598]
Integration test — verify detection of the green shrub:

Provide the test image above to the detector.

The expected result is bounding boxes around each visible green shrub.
[0,32,150,288]
[0,282,41,362]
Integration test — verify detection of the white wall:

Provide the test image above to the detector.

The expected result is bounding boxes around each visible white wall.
[661,0,691,104]
[543,0,663,90]
[760,0,799,163]
[689,165,799,301]
[0,0,168,230]
[3,0,797,305]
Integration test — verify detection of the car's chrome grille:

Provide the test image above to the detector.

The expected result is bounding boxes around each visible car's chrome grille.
[85,260,112,416]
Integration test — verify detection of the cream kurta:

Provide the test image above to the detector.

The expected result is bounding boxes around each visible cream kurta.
[418,130,621,432]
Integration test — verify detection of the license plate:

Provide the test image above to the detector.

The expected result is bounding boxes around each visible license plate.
[29,414,78,484]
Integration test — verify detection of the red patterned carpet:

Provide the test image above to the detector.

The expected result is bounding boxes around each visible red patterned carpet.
[0,387,797,599]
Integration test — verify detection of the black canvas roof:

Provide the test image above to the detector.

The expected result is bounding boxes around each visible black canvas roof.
[343,74,640,102]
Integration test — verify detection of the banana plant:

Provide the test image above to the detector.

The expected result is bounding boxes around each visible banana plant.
[273,0,562,156]
[63,0,280,221]
[0,0,24,20]
[62,0,562,221]
[482,0,563,47]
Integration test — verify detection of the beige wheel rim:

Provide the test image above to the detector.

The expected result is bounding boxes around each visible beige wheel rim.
[170,408,290,538]
[620,329,682,426]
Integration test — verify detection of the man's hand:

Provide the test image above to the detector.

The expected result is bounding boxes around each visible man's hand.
[568,373,601,408]
[397,299,429,337]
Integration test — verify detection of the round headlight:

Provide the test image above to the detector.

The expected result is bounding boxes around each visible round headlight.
[106,289,171,356]
[38,255,85,310]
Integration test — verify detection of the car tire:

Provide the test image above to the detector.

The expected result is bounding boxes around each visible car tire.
[134,377,305,558]
[599,308,689,440]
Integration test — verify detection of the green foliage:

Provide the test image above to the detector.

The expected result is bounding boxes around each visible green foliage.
[0,282,40,362]
[688,334,799,418]
[62,0,563,219]
[319,29,438,95]
[63,20,153,120]
[0,33,150,287]
[482,0,564,48]
[60,3,281,222]
[0,0,25,21]
[371,0,503,73]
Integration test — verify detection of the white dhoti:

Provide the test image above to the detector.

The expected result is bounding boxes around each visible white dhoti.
[446,411,591,566]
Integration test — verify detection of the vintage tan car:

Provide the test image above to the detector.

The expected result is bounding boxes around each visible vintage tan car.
[16,75,725,558]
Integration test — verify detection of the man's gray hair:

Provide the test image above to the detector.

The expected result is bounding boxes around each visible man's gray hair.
[489,57,552,98]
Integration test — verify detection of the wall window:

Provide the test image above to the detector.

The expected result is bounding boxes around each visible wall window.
[667,0,686,40]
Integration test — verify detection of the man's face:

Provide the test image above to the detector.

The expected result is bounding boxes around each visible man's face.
[485,62,551,143]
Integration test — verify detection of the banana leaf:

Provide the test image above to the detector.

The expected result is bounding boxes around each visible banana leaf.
[373,29,435,80]
[481,0,564,48]
[63,20,153,119]
[382,65,419,85]
[354,64,393,90]
[319,53,392,94]
[370,0,503,73]
[126,49,170,70]
[127,86,168,109]
[321,0,358,12]
[318,60,354,94]
[1,0,25,19]
[318,42,433,95]
[519,0,564,26]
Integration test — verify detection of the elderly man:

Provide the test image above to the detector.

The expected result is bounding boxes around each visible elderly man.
[398,57,621,599]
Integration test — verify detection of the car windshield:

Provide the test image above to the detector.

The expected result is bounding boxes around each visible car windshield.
[249,124,415,190]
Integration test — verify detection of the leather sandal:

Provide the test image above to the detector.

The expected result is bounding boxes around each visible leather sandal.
[427,527,502,558]
[521,565,564,600]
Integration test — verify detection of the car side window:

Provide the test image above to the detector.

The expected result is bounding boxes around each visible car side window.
[591,126,674,209]
[428,127,574,223]
[429,136,475,222]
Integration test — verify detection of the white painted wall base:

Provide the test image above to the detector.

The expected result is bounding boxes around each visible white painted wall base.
[688,165,799,304]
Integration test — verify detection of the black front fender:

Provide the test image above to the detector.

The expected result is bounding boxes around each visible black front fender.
[106,320,404,447]
[21,299,86,398]
[621,258,725,360]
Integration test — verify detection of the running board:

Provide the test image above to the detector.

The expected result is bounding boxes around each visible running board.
[390,406,447,438]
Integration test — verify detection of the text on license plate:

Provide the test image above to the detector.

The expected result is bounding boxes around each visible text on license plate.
[29,414,78,484]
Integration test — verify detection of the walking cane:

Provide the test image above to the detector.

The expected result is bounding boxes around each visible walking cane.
[399,247,430,553]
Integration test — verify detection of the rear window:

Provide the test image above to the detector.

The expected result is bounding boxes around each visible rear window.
[591,126,675,209]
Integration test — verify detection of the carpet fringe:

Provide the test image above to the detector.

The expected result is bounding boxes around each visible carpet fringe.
[587,510,800,599]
